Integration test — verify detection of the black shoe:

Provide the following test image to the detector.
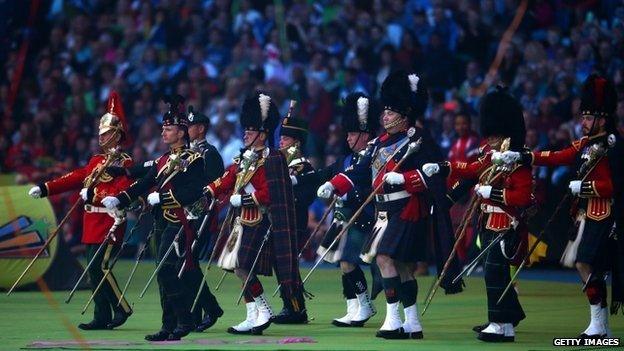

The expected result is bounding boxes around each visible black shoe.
[78,320,108,330]
[477,331,514,342]
[473,321,519,333]
[376,328,408,339]
[227,326,253,335]
[145,330,171,341]
[166,325,194,341]
[271,308,308,324]
[195,309,224,332]
[403,330,424,339]
[331,319,353,327]
[106,310,132,330]
[250,320,272,335]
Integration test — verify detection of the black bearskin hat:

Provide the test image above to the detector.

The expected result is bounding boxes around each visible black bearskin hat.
[342,92,380,134]
[240,92,280,144]
[380,70,428,123]
[280,115,309,144]
[479,86,526,151]
[162,94,188,128]
[580,73,617,132]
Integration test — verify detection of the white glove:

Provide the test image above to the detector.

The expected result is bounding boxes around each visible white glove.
[28,186,42,199]
[569,180,582,195]
[501,151,521,164]
[383,172,405,185]
[476,185,492,199]
[317,182,335,199]
[290,175,298,186]
[230,194,242,207]
[102,196,120,210]
[422,163,440,177]
[147,192,160,206]
[79,188,88,201]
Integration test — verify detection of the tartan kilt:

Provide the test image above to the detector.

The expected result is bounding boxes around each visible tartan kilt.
[372,198,427,263]
[576,215,613,267]
[238,216,273,276]
[331,207,368,264]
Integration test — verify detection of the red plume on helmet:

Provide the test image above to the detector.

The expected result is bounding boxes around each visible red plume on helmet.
[99,91,131,147]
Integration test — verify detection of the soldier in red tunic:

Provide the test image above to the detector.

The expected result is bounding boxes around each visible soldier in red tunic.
[423,86,532,342]
[205,92,301,335]
[28,92,133,330]
[501,74,623,339]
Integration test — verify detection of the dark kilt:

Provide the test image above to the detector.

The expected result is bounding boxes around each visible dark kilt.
[371,198,427,263]
[238,216,273,276]
[334,207,368,264]
[576,215,613,268]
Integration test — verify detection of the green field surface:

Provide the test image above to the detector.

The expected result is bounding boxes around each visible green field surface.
[1,261,622,350]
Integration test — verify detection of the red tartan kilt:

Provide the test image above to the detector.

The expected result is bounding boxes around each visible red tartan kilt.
[238,216,273,276]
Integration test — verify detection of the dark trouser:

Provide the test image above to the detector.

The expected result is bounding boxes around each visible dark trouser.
[182,216,222,323]
[482,229,525,324]
[86,243,132,323]
[154,220,193,331]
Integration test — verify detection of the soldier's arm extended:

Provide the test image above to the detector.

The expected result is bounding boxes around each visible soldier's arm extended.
[204,163,236,199]
[116,162,157,208]
[39,158,94,197]
[527,140,584,167]
[161,156,206,208]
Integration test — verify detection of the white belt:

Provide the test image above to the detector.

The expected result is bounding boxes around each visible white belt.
[480,204,506,213]
[84,204,112,214]
[375,190,410,203]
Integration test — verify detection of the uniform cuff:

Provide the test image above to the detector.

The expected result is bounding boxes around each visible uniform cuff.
[330,173,353,196]
[117,191,133,209]
[579,181,598,197]
[241,194,257,207]
[39,183,49,197]
[161,190,181,209]
[489,187,506,205]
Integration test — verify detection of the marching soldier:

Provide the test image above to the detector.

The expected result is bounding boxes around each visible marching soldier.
[273,110,313,324]
[500,74,624,339]
[185,106,225,331]
[423,86,531,342]
[204,92,302,335]
[300,92,379,327]
[317,71,453,339]
[28,92,133,330]
[102,95,203,341]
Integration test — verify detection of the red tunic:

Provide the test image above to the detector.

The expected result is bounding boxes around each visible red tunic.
[449,153,533,232]
[44,153,133,244]
[530,134,613,221]
[206,159,271,226]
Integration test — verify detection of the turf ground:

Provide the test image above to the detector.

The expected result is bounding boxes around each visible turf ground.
[1,261,622,350]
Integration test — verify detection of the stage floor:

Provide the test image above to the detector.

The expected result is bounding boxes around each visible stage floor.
[2,260,621,350]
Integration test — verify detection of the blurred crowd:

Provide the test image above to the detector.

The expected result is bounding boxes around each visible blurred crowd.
[1,0,623,257]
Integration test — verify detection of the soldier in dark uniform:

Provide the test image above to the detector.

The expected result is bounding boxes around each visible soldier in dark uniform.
[423,86,531,342]
[185,105,225,331]
[317,71,454,339]
[103,95,204,341]
[29,91,133,331]
[204,92,302,335]
[501,74,624,339]
[304,92,379,327]
[272,112,313,324]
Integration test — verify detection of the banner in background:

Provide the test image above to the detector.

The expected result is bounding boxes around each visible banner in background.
[0,185,58,289]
